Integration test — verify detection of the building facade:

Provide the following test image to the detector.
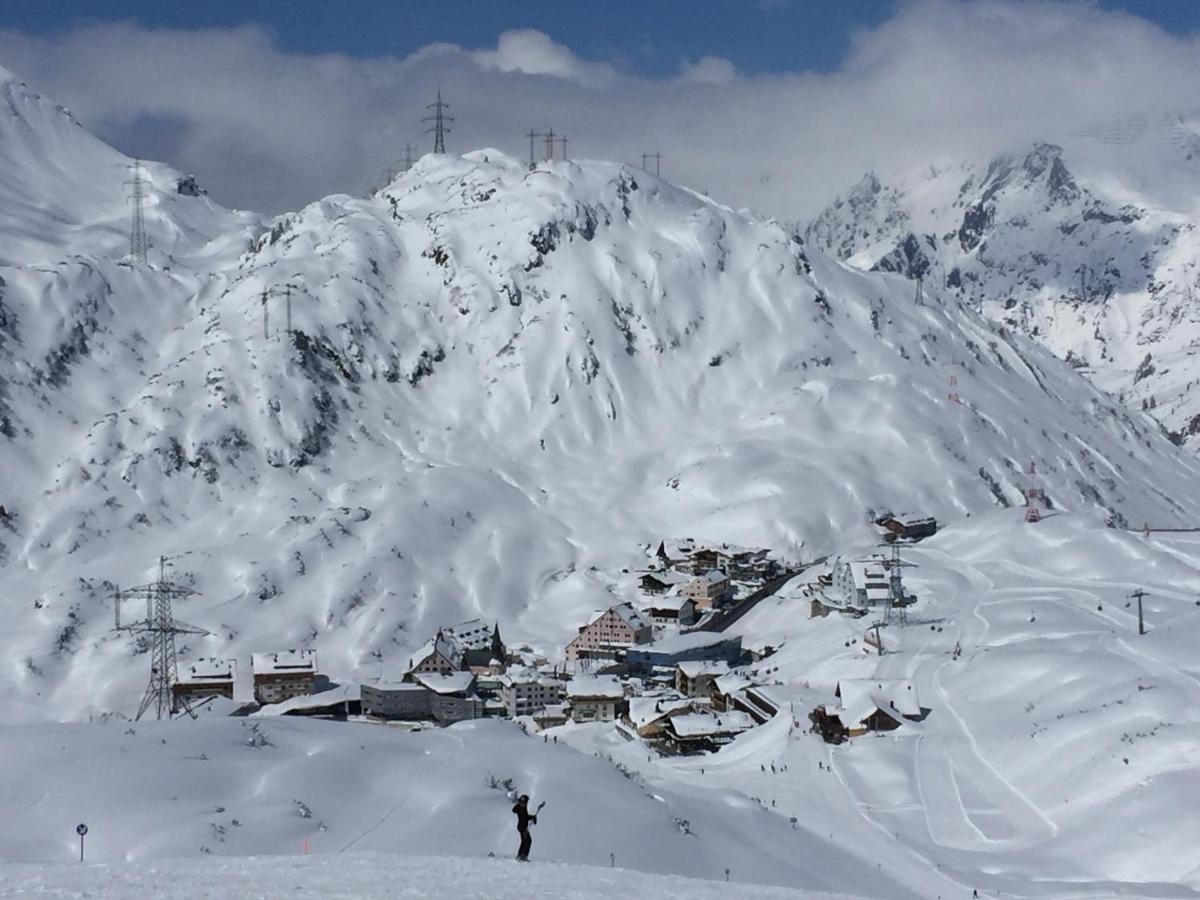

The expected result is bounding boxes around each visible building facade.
[174,657,236,704]
[251,650,317,705]
[565,603,652,662]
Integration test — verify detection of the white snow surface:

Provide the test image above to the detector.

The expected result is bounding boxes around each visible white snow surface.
[2,67,1200,899]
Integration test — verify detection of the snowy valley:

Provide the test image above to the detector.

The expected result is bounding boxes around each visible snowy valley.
[1,61,1200,900]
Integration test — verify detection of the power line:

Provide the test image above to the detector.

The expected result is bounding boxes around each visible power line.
[423,90,453,154]
[641,152,661,177]
[113,556,209,720]
[124,159,149,265]
[526,129,544,170]
[403,143,415,171]
[559,134,569,161]
[544,128,556,162]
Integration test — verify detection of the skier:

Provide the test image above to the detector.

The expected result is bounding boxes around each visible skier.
[512,794,542,861]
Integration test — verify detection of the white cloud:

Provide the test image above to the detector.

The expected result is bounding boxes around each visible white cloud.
[2,3,1199,219]
[678,56,737,86]
[472,29,617,87]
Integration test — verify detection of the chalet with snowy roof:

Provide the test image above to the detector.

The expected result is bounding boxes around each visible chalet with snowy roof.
[498,668,565,718]
[174,657,236,704]
[709,672,753,712]
[566,675,625,722]
[627,632,743,675]
[821,557,892,611]
[689,543,778,581]
[626,694,695,738]
[663,710,755,753]
[565,603,653,663]
[675,660,731,698]
[361,679,434,720]
[654,538,699,568]
[681,570,735,610]
[639,570,692,595]
[406,633,462,676]
[875,513,938,543]
[642,590,697,628]
[251,650,317,704]
[813,679,923,741]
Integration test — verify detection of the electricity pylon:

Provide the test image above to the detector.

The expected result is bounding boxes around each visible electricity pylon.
[113,557,208,720]
[125,159,149,265]
[424,91,452,154]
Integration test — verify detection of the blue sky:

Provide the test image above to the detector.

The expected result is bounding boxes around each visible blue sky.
[6,1,1197,78]
[3,1,1200,215]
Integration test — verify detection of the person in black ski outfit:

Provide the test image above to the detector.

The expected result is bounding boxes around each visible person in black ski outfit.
[512,794,538,861]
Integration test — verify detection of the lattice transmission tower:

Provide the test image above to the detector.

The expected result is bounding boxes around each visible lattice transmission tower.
[424,90,453,154]
[125,159,149,265]
[113,557,209,720]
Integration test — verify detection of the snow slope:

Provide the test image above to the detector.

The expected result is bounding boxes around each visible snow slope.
[3,66,1200,721]
[0,716,918,899]
[805,137,1200,450]
[0,65,261,268]
[0,853,845,900]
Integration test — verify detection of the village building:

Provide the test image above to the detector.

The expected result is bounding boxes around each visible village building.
[639,570,692,595]
[689,544,778,581]
[251,650,317,705]
[681,570,736,611]
[460,624,508,675]
[406,632,462,676]
[361,679,434,720]
[822,557,892,611]
[565,603,653,663]
[533,703,570,730]
[497,669,565,718]
[642,591,697,628]
[627,632,744,675]
[256,683,360,719]
[709,671,753,712]
[566,675,625,722]
[663,710,755,753]
[675,660,730,698]
[813,679,923,741]
[412,671,484,723]
[626,693,695,738]
[875,513,938,543]
[173,657,236,704]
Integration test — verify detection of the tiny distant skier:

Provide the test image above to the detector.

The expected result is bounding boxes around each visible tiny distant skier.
[512,794,544,861]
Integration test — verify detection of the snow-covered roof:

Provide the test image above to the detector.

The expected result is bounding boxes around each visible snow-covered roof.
[677,660,730,679]
[713,673,753,696]
[178,657,236,683]
[834,679,921,726]
[668,711,755,738]
[566,675,624,700]
[628,694,693,728]
[611,602,650,632]
[445,618,493,650]
[644,591,693,612]
[699,569,730,584]
[413,671,476,695]
[640,570,691,587]
[255,683,359,717]
[406,634,462,671]
[251,650,317,675]
[636,631,738,655]
[534,703,569,719]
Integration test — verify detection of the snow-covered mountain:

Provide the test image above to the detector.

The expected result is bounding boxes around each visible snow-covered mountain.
[4,64,1200,900]
[805,134,1200,450]
[3,66,1200,721]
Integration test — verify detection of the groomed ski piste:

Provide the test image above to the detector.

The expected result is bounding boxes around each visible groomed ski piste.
[2,63,1200,898]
